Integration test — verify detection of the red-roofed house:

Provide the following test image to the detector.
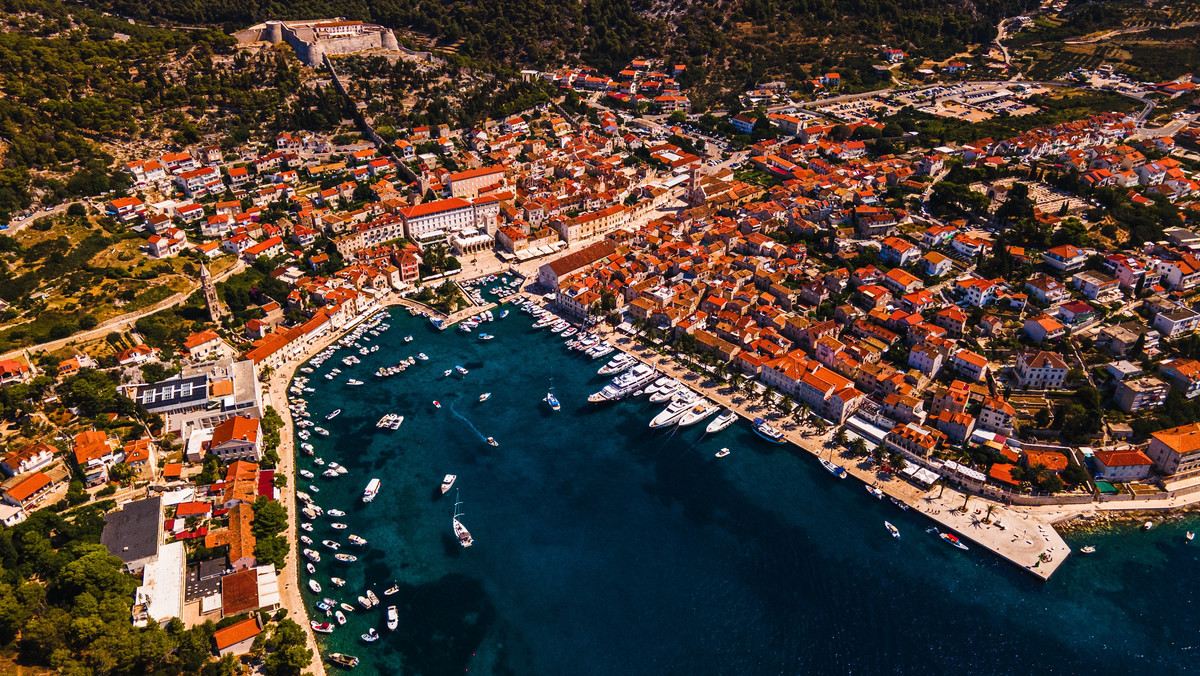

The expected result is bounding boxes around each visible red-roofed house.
[209,416,262,462]
[1093,449,1154,481]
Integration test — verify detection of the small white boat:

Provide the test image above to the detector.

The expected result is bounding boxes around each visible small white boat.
[866,486,884,500]
[361,628,379,643]
[304,549,321,563]
[328,509,346,517]
[311,621,335,634]
[384,584,400,596]
[1144,521,1155,531]
[300,535,313,545]
[405,335,413,342]
[326,409,342,420]
[441,474,456,494]
[300,469,314,479]
[1189,531,1195,542]
[331,577,346,587]
[486,437,498,447]
[715,447,731,458]
[1080,546,1096,554]
[885,521,900,539]
[335,553,357,562]
[335,610,347,625]
[479,392,492,402]
[308,484,320,493]
[348,534,367,546]
[301,443,314,453]
[444,370,453,377]
[387,605,399,631]
[357,595,372,609]
[418,353,428,360]
[300,522,313,532]
[323,539,340,550]
[340,602,356,613]
[331,522,348,530]
[306,562,316,574]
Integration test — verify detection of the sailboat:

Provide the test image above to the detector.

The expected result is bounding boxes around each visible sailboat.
[545,378,561,411]
[453,490,474,548]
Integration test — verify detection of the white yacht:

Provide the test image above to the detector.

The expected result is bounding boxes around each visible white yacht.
[705,409,738,434]
[649,380,682,403]
[649,392,700,428]
[589,364,657,402]
[677,400,719,427]
[363,478,381,503]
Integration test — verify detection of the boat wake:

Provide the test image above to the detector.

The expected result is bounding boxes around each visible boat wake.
[447,401,490,444]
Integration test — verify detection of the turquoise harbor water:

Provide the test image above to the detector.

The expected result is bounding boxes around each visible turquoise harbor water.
[295,287,1200,676]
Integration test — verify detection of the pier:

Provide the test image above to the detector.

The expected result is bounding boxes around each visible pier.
[579,325,1072,580]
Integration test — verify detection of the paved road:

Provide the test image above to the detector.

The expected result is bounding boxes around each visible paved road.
[0,259,244,362]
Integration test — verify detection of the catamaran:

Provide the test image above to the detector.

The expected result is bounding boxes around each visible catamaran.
[545,378,561,411]
[706,409,738,434]
[453,490,474,548]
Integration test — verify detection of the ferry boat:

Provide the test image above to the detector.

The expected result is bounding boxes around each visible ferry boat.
[752,418,787,445]
[479,392,492,402]
[649,392,699,428]
[329,653,359,668]
[441,474,456,494]
[940,532,969,551]
[819,458,848,479]
[453,490,474,547]
[715,447,731,458]
[677,401,719,427]
[362,478,381,503]
[545,379,561,411]
[706,409,738,434]
[311,621,335,634]
[387,605,399,631]
[885,521,900,539]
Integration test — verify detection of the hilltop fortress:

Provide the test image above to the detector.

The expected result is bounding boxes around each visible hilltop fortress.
[234,19,400,67]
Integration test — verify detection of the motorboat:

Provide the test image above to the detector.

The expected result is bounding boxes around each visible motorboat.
[715,447,731,458]
[1189,531,1196,542]
[300,535,313,545]
[300,523,313,532]
[308,484,320,493]
[361,628,379,643]
[706,409,738,434]
[649,392,700,428]
[649,381,682,403]
[323,539,340,550]
[311,621,335,634]
[1143,521,1155,531]
[357,595,372,610]
[335,553,358,562]
[335,610,347,625]
[486,437,499,447]
[677,401,719,427]
[479,392,492,402]
[366,590,379,605]
[300,469,314,479]
[300,443,315,455]
[384,584,400,596]
[297,492,311,503]
[363,478,381,503]
[441,474,456,494]
[865,486,884,500]
[304,549,321,563]
[752,418,787,445]
[306,562,316,574]
[328,509,346,517]
[545,378,561,411]
[1080,546,1096,554]
[326,409,342,420]
[331,523,348,530]
[387,606,399,631]
[940,532,969,551]
[456,365,469,375]
[599,354,636,375]
[323,469,339,478]
[308,579,322,593]
[405,335,413,342]
[885,521,900,539]
[479,333,494,341]
[346,379,364,386]
[331,577,346,587]
[348,534,367,546]
[328,653,359,668]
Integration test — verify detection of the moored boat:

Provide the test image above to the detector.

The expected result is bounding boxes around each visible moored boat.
[715,447,731,458]
[311,621,335,634]
[865,485,884,499]
[1080,545,1096,554]
[453,490,474,547]
[328,653,359,668]
[361,628,379,643]
[819,458,848,479]
[363,478,381,503]
[752,418,787,444]
[335,553,358,562]
[387,605,399,631]
[677,401,719,427]
[308,579,322,593]
[441,474,456,494]
[885,521,900,539]
[348,534,367,546]
[705,409,738,434]
[940,532,969,550]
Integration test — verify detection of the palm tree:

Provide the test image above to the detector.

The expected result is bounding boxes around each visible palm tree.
[834,427,848,446]
[849,438,867,457]
[779,394,794,414]
[761,385,775,408]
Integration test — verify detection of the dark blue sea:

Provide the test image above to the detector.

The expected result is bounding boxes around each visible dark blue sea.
[295,283,1200,676]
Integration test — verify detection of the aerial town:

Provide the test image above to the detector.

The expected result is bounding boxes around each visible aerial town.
[5,7,1200,674]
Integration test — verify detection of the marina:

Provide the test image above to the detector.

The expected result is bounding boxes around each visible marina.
[284,284,1173,674]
